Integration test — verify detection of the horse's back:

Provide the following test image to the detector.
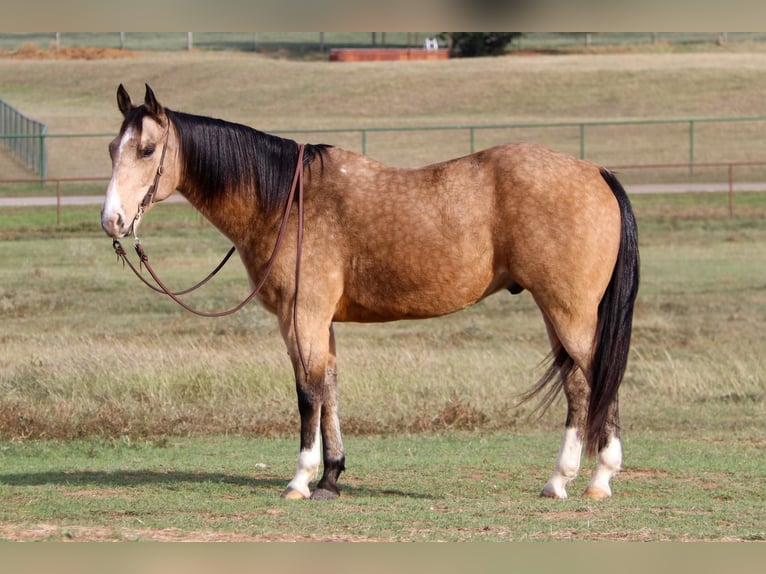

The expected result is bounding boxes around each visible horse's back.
[315,144,621,322]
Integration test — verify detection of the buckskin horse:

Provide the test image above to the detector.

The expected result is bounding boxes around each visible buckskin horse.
[101,84,639,501]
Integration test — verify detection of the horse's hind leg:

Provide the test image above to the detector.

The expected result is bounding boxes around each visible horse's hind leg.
[583,401,621,500]
[538,310,622,500]
[541,382,589,499]
[539,315,588,499]
[544,389,622,500]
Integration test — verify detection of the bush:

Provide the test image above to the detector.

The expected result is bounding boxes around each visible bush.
[445,33,520,57]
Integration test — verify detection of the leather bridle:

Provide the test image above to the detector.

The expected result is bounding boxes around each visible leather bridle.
[129,124,170,240]
[112,142,309,376]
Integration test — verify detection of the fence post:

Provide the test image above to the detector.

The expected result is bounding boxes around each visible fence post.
[56,179,61,225]
[25,117,31,168]
[689,119,695,175]
[728,163,734,218]
[361,129,367,155]
[469,127,475,154]
[579,123,586,159]
[40,126,47,181]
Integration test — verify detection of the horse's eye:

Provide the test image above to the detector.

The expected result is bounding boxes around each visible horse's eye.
[140,145,155,158]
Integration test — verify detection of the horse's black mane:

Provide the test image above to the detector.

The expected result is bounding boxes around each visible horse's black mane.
[122,105,330,213]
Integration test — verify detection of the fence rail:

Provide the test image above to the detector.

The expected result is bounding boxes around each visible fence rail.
[270,115,766,166]
[0,97,47,179]
[273,116,766,176]
[2,161,764,224]
[4,114,766,182]
[3,32,766,54]
[609,161,766,217]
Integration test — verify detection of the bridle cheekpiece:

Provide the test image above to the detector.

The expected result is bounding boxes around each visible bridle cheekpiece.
[131,124,170,242]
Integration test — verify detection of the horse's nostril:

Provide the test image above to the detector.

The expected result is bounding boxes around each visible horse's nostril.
[101,210,126,238]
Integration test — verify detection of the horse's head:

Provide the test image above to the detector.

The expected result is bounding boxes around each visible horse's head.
[101,84,179,238]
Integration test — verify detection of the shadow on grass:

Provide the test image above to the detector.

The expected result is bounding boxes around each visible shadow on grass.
[0,471,435,499]
[0,470,274,488]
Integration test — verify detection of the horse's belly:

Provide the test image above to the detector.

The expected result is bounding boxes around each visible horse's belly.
[333,294,480,323]
[334,260,500,323]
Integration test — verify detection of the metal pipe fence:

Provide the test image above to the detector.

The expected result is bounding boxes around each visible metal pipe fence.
[2,161,764,224]
[3,115,766,180]
[4,32,766,53]
[0,176,108,225]
[0,97,48,179]
[608,161,766,218]
[275,116,766,170]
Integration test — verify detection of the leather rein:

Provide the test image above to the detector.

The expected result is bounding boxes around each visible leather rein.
[112,136,309,375]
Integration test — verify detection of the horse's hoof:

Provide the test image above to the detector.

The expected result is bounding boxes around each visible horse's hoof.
[310,487,339,501]
[583,486,611,500]
[540,484,567,499]
[281,487,310,500]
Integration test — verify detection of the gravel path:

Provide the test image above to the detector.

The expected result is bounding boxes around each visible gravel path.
[1,183,765,208]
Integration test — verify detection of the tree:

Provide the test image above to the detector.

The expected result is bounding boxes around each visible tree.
[445,33,520,57]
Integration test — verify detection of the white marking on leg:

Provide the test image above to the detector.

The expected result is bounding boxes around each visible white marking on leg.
[327,391,344,460]
[542,427,583,499]
[332,414,343,456]
[284,424,321,499]
[585,436,622,498]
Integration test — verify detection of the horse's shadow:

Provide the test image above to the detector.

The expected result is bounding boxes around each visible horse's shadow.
[0,471,433,499]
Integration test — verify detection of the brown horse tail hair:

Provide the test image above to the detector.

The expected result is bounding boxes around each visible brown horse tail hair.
[585,168,640,456]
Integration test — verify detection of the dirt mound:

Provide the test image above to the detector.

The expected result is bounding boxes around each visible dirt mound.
[0,44,139,60]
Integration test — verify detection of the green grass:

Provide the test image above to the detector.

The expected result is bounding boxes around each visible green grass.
[1,433,764,541]
[0,202,202,236]
[0,199,765,541]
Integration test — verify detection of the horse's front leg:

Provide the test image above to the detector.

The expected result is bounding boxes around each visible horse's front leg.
[312,325,346,500]
[280,313,345,500]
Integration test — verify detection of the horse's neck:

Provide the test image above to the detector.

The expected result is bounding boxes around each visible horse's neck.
[178,183,277,253]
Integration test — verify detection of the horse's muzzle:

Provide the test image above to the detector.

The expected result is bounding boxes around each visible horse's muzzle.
[101,207,129,238]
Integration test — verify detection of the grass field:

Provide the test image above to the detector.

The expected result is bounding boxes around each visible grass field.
[0,48,765,541]
[0,192,764,541]
[4,49,766,181]
[0,433,764,542]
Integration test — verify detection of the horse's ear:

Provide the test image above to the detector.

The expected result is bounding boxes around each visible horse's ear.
[116,84,134,118]
[143,84,164,118]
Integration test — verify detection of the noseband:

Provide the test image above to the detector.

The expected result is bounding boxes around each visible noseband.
[131,125,170,240]
[113,143,309,376]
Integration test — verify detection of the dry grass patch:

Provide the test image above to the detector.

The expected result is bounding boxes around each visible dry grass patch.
[0,43,139,60]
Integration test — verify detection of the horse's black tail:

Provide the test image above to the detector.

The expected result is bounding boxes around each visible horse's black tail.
[520,168,639,457]
[585,168,640,455]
